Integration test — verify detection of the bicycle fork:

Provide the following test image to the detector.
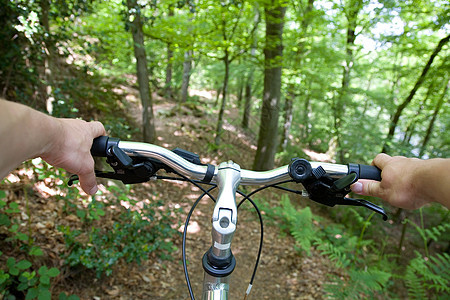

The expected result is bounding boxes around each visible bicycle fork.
[202,161,240,300]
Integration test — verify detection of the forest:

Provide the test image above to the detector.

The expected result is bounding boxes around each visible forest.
[1,0,449,299]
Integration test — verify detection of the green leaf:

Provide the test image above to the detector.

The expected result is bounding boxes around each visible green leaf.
[9,224,19,233]
[26,287,39,300]
[22,271,36,280]
[38,288,52,300]
[47,267,60,277]
[29,246,44,257]
[76,209,86,219]
[0,271,10,284]
[6,257,16,268]
[0,213,11,226]
[17,232,30,241]
[38,266,48,276]
[40,274,50,285]
[18,282,29,291]
[16,260,32,270]
[0,190,6,199]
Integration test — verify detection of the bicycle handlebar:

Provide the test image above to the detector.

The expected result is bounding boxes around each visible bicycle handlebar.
[84,136,387,300]
[90,136,381,184]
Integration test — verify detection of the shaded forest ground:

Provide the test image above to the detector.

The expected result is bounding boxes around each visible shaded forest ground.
[75,86,337,299]
[1,82,340,299]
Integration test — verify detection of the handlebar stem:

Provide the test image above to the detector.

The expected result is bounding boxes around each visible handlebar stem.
[211,161,240,257]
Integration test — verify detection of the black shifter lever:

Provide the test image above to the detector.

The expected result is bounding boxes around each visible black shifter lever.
[288,158,388,220]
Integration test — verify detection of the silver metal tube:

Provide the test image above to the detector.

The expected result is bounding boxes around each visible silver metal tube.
[118,141,216,181]
[202,273,229,300]
[118,141,349,185]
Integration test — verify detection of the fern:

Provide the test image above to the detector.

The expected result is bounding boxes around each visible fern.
[325,268,391,299]
[405,251,450,299]
[424,223,450,243]
[278,195,319,255]
[315,239,353,268]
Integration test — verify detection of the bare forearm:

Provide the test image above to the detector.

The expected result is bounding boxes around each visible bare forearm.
[0,99,105,194]
[416,158,450,208]
[0,99,59,178]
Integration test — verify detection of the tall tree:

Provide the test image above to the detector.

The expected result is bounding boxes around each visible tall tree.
[126,0,157,143]
[208,2,260,145]
[253,0,287,170]
[382,34,450,153]
[242,4,261,129]
[279,0,315,151]
[333,0,364,162]
[164,5,175,99]
[419,78,449,157]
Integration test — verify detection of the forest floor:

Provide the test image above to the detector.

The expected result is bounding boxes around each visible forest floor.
[2,85,340,299]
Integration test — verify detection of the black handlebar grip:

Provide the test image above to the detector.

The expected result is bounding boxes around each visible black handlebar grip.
[348,163,382,181]
[91,136,120,157]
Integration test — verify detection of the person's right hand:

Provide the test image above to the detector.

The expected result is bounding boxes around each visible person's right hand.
[351,153,430,209]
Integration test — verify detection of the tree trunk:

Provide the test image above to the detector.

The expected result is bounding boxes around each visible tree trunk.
[237,78,244,108]
[402,82,434,145]
[242,73,253,129]
[382,34,450,153]
[333,0,362,163]
[180,50,193,103]
[302,88,311,139]
[215,51,230,145]
[242,6,259,130]
[126,0,156,143]
[39,0,53,113]
[164,5,174,99]
[280,85,294,151]
[165,42,173,99]
[419,78,449,157]
[253,1,286,170]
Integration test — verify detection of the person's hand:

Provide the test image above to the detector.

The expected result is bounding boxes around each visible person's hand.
[40,118,105,195]
[351,153,430,209]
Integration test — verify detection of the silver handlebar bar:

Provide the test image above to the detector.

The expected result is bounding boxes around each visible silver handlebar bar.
[118,141,349,185]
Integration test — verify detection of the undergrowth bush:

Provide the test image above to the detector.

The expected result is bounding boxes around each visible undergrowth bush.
[1,159,179,298]
[255,194,449,299]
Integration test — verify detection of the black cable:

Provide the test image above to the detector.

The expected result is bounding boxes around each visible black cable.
[169,170,217,300]
[161,173,297,299]
[237,179,295,209]
[182,185,217,300]
[236,190,264,289]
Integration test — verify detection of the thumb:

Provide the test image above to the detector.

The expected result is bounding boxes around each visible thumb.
[351,179,382,198]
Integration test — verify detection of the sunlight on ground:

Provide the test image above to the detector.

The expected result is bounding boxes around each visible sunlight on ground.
[303,149,333,162]
[178,221,201,234]
[189,89,216,101]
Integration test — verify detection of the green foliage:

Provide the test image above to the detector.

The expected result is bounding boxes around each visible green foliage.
[405,252,450,299]
[0,175,78,299]
[259,195,393,298]
[58,186,178,278]
[275,195,320,255]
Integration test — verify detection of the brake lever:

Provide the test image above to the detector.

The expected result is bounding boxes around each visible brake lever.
[335,197,388,221]
[68,170,154,186]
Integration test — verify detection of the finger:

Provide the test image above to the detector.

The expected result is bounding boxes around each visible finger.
[362,179,382,198]
[78,170,98,195]
[89,121,106,138]
[373,153,392,169]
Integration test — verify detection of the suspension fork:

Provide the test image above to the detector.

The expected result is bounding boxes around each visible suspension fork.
[202,161,241,300]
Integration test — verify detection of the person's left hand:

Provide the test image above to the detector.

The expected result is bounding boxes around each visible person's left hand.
[40,118,105,195]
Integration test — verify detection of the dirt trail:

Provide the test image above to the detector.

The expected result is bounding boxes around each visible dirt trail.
[78,92,334,299]
[1,88,335,299]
